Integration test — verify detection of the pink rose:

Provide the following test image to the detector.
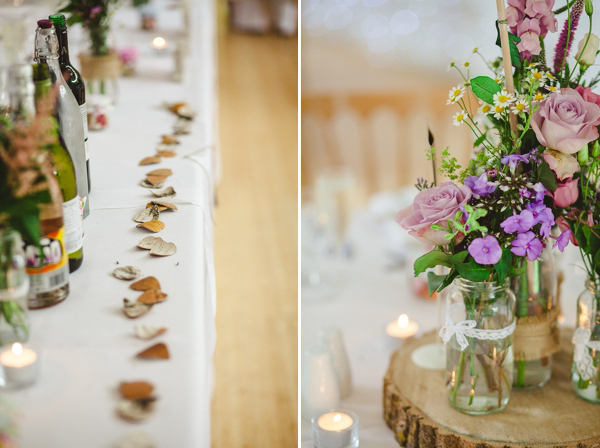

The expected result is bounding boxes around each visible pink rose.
[549,177,579,207]
[575,86,600,108]
[556,216,579,246]
[396,182,471,246]
[531,88,600,154]
[542,149,580,180]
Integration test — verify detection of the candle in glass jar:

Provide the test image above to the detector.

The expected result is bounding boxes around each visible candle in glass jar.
[152,36,167,52]
[386,314,419,339]
[0,343,39,388]
[312,410,359,448]
[318,412,353,431]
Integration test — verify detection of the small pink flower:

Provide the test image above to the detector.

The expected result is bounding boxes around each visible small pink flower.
[90,6,102,18]
[506,5,524,29]
[556,216,578,246]
[542,149,580,180]
[575,85,600,109]
[516,18,542,57]
[549,178,579,207]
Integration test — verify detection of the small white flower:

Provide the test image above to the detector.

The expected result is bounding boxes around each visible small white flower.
[546,72,556,81]
[447,61,456,71]
[472,47,479,54]
[494,76,505,86]
[530,69,547,86]
[493,105,506,119]
[546,85,560,94]
[462,61,471,68]
[453,110,467,126]
[447,85,465,104]
[478,101,492,115]
[493,89,514,107]
[533,91,547,102]
[512,98,528,115]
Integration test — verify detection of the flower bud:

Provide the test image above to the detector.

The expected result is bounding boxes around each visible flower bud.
[586,0,593,16]
[578,145,589,164]
[593,140,600,158]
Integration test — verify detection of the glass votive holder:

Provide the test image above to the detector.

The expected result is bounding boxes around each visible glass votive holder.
[311,409,359,448]
[0,342,39,389]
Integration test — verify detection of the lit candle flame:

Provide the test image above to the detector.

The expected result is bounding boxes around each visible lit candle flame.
[153,37,166,49]
[333,413,341,422]
[398,314,409,328]
[12,343,22,356]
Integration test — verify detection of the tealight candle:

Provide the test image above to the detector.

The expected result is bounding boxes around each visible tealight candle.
[311,410,359,448]
[152,36,167,53]
[385,314,419,348]
[0,343,39,389]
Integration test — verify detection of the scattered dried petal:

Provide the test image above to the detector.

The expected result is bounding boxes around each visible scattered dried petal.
[136,342,170,359]
[120,381,155,400]
[150,186,176,198]
[136,221,165,233]
[146,203,168,211]
[114,266,141,280]
[123,299,152,319]
[145,174,167,186]
[117,398,157,422]
[173,118,191,135]
[131,276,161,291]
[140,179,164,189]
[146,168,173,177]
[139,157,161,166]
[150,201,178,210]
[137,236,163,250]
[176,105,195,119]
[156,150,176,157]
[134,325,167,340]
[137,289,167,304]
[149,241,176,257]
[134,205,160,223]
[161,135,179,145]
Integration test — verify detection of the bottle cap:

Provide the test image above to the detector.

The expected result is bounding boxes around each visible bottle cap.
[37,19,53,29]
[49,14,66,27]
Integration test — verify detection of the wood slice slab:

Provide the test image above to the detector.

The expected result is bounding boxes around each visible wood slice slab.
[383,329,600,447]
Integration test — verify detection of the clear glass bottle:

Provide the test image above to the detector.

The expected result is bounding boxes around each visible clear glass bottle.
[572,279,600,403]
[34,20,90,219]
[444,278,515,415]
[0,228,29,344]
[511,244,557,388]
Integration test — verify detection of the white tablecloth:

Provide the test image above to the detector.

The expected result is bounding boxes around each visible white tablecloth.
[6,2,218,447]
[301,189,583,447]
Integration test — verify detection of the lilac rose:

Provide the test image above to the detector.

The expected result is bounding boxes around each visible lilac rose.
[531,88,600,154]
[396,182,472,246]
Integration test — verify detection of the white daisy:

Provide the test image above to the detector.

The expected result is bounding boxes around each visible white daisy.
[512,98,528,115]
[453,110,467,126]
[546,72,556,81]
[530,69,546,86]
[493,89,514,107]
[478,101,492,115]
[533,91,547,102]
[472,47,479,54]
[546,85,560,94]
[462,61,471,68]
[494,76,504,85]
[447,85,466,104]
[492,105,506,119]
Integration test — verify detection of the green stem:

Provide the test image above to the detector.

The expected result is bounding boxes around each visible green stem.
[453,350,467,404]
[517,360,526,387]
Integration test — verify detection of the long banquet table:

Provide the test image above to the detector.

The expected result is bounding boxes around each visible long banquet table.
[4,1,218,446]
[301,189,581,447]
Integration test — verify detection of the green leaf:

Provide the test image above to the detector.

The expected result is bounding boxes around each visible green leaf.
[439,269,459,291]
[538,158,558,192]
[473,133,487,148]
[413,250,452,277]
[494,249,512,285]
[8,212,41,246]
[471,76,502,105]
[452,251,469,264]
[427,272,447,296]
[495,21,522,69]
[507,265,527,277]
[455,258,493,282]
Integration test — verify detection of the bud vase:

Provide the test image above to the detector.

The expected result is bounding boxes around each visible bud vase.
[511,244,559,388]
[0,229,29,344]
[442,278,516,415]
[572,278,600,403]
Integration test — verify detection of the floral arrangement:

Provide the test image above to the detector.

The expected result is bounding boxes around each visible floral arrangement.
[59,0,122,56]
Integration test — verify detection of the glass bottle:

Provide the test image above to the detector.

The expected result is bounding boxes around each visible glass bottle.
[34,20,90,219]
[32,63,84,273]
[444,278,515,415]
[572,278,600,403]
[49,14,90,193]
[7,64,70,308]
[511,244,558,388]
[0,228,29,344]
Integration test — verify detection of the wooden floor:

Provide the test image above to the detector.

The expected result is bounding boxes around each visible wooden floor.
[211,24,298,448]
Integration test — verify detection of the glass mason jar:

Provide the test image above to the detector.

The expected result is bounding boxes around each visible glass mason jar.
[572,279,600,403]
[444,278,516,415]
[510,244,558,388]
[0,229,29,344]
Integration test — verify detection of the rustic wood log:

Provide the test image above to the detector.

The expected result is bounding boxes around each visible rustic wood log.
[383,329,600,447]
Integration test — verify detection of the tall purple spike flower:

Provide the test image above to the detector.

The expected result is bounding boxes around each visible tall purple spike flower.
[554,0,584,74]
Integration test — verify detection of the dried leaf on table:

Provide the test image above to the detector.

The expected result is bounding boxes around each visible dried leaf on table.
[173,118,191,135]
[134,325,167,340]
[156,150,176,157]
[146,203,168,212]
[117,431,155,448]
[139,156,161,166]
[136,342,170,359]
[145,174,167,186]
[150,201,177,210]
[150,186,176,198]
[114,266,141,280]
[156,143,178,152]
[117,398,157,422]
[120,381,155,400]
[137,236,163,249]
[123,299,152,318]
[130,276,161,291]
[161,135,179,145]
[146,168,172,177]
[175,105,195,120]
[136,221,165,233]
[137,289,167,304]
[140,179,164,189]
[150,241,176,257]
[134,205,160,223]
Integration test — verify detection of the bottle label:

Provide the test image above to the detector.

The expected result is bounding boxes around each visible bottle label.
[63,196,84,254]
[24,227,69,294]
[80,103,89,160]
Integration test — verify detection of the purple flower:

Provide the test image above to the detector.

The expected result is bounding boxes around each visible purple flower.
[486,168,498,178]
[464,173,497,197]
[500,210,535,233]
[554,0,583,73]
[526,202,554,226]
[532,182,546,202]
[468,235,503,265]
[520,187,531,198]
[90,6,102,17]
[511,231,544,261]
[552,229,571,252]
[501,154,529,171]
